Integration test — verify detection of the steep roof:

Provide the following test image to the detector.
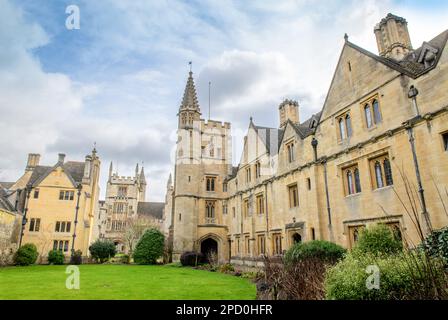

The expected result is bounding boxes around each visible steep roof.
[346,29,448,79]
[28,161,86,188]
[137,202,164,220]
[251,121,284,155]
[180,71,201,112]
[0,187,15,212]
[0,182,14,190]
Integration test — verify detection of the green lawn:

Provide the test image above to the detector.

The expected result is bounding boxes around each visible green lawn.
[0,264,256,300]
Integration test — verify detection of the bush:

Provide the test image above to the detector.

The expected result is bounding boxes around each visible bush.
[14,244,38,266]
[89,240,116,263]
[422,227,448,267]
[219,263,235,274]
[354,224,403,257]
[284,240,346,264]
[70,250,83,265]
[180,251,205,266]
[133,228,165,265]
[260,255,327,300]
[325,252,448,300]
[48,250,65,265]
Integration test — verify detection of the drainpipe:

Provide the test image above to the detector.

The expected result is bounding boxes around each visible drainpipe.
[71,183,83,257]
[18,183,32,248]
[323,158,334,241]
[407,85,432,233]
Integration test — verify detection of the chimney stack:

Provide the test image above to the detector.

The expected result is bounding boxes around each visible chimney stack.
[26,153,40,171]
[374,13,413,61]
[279,99,300,128]
[58,153,66,164]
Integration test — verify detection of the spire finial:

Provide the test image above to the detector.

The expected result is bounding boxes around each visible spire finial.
[344,33,349,42]
[189,61,192,73]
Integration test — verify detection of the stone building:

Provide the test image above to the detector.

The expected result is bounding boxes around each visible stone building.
[166,13,448,265]
[8,150,101,260]
[101,163,164,252]
[0,184,20,253]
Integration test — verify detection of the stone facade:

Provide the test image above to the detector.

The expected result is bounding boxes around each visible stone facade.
[166,14,448,265]
[101,163,164,253]
[11,150,101,260]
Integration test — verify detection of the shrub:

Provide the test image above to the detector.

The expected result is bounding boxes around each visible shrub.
[219,263,235,274]
[180,251,204,266]
[70,250,83,265]
[89,239,116,263]
[14,244,38,266]
[354,224,403,257]
[48,250,65,265]
[260,255,327,300]
[421,227,448,267]
[133,228,165,265]
[325,252,448,300]
[284,240,346,264]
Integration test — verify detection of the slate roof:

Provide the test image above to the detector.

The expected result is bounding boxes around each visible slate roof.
[346,29,448,79]
[28,161,86,187]
[137,202,164,220]
[0,187,15,212]
[0,182,14,190]
[252,123,284,154]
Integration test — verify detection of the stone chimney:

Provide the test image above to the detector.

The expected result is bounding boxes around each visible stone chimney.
[279,99,300,128]
[84,155,92,179]
[26,153,40,171]
[374,13,413,61]
[58,153,66,164]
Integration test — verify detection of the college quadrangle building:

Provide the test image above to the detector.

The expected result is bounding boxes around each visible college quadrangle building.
[165,13,448,266]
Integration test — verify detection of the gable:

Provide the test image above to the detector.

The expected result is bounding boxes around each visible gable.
[320,43,401,121]
[37,166,77,189]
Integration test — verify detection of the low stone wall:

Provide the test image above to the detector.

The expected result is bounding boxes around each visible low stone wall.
[230,257,265,272]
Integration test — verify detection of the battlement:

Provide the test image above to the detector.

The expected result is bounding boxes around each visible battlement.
[110,174,137,184]
[201,119,231,130]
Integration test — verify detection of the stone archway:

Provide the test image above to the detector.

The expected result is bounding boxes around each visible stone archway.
[201,238,218,262]
[292,233,302,244]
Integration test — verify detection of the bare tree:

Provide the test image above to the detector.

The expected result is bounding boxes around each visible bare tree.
[120,216,157,256]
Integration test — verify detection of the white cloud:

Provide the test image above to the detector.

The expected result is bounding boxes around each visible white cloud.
[1,0,447,202]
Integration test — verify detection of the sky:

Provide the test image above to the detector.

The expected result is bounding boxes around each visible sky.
[1,0,447,201]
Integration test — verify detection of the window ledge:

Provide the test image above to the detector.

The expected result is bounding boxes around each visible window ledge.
[345,192,362,199]
[373,185,394,193]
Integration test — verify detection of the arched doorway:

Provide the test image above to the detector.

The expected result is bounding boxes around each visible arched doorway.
[292,233,302,244]
[201,238,218,262]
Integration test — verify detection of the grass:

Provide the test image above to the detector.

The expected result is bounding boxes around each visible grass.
[0,264,256,300]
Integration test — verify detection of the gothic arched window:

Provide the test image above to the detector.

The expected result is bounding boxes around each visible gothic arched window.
[373,99,382,124]
[365,104,373,128]
[339,118,346,140]
[206,201,215,219]
[347,170,354,195]
[384,158,393,186]
[354,168,362,193]
[375,161,384,189]
[345,114,352,137]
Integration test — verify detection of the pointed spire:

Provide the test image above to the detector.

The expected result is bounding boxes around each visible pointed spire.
[109,161,113,179]
[167,173,172,189]
[135,163,139,179]
[139,166,146,184]
[180,70,201,113]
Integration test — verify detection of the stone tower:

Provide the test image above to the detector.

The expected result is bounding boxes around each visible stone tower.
[279,99,300,128]
[103,162,147,251]
[171,70,232,262]
[374,13,413,61]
